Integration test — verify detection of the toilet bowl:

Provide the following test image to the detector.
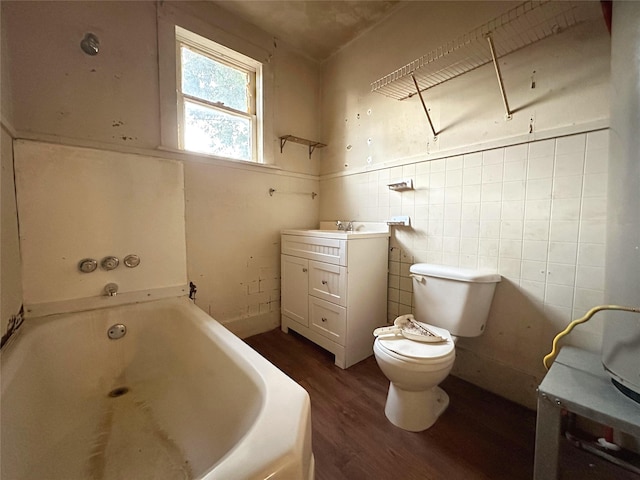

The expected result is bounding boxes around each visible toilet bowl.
[373,322,455,431]
[373,263,501,432]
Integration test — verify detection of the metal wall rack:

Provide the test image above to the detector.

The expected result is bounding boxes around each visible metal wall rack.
[279,135,327,159]
[387,179,414,191]
[370,0,598,137]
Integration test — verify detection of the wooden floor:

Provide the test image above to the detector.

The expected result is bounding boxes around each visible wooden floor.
[245,328,638,480]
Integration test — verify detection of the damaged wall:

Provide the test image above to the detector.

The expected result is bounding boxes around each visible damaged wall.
[0,126,22,342]
[2,0,320,334]
[318,1,612,408]
[320,1,609,174]
[184,161,319,336]
[1,3,22,343]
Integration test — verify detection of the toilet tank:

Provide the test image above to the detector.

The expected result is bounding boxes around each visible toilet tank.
[410,264,501,337]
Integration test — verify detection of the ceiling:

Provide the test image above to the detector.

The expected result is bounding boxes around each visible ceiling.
[213,1,404,62]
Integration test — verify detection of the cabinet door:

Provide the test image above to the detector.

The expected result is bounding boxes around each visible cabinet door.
[309,260,347,307]
[281,255,309,326]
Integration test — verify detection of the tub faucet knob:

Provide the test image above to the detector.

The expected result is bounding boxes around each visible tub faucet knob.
[104,283,118,297]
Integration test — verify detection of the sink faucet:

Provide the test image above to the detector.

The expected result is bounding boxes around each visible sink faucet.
[336,220,355,231]
[104,283,118,297]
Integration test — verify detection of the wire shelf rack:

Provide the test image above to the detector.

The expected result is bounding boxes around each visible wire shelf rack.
[371,0,597,102]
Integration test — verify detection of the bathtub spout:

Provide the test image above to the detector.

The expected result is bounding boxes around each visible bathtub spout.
[104,283,118,296]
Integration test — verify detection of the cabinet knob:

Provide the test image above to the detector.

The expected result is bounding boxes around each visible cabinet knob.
[321,280,327,285]
[302,268,308,272]
[321,317,327,322]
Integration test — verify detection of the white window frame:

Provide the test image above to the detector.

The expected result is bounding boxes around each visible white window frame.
[175,27,262,162]
[157,4,275,165]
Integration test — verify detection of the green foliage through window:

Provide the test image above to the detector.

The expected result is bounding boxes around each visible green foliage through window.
[184,101,251,160]
[177,34,258,162]
[181,47,249,112]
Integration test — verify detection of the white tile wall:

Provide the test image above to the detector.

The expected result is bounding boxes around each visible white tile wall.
[321,131,609,396]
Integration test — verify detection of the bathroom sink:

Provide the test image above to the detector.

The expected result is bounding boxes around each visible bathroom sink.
[309,229,371,234]
[282,222,390,239]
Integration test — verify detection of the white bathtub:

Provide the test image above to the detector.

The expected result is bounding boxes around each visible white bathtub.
[0,296,314,480]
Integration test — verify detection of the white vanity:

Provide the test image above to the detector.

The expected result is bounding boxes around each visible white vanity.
[281,222,390,368]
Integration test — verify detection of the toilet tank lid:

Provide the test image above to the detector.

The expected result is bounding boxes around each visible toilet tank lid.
[410,263,501,283]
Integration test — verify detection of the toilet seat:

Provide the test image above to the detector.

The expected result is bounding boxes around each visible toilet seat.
[376,323,454,362]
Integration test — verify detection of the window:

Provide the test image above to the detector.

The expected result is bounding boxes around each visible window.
[176,27,262,162]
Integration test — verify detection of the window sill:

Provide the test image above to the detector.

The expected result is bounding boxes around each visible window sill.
[156,145,282,172]
[11,131,287,177]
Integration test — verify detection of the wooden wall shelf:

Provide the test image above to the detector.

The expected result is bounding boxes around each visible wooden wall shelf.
[279,135,327,159]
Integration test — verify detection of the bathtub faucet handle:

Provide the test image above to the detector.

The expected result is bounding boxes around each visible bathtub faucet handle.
[104,283,118,297]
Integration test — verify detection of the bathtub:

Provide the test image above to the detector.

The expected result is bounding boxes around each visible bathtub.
[0,296,314,480]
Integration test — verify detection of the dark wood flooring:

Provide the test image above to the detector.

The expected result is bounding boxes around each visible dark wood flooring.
[245,328,638,480]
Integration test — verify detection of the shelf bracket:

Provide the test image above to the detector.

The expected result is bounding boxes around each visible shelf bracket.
[279,135,327,159]
[411,75,438,138]
[486,35,513,120]
[279,136,288,153]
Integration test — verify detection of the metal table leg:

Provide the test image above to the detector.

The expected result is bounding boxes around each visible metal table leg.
[534,393,562,480]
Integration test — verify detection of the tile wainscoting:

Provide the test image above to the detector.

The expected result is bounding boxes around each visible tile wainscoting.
[320,130,609,408]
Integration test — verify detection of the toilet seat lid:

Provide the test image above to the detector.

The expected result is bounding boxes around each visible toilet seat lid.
[377,324,454,360]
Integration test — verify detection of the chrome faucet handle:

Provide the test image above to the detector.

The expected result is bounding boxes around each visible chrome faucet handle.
[104,283,118,297]
[346,220,355,232]
[336,220,344,230]
[101,256,119,271]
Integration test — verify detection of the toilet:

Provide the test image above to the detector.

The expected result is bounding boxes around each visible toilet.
[373,263,501,432]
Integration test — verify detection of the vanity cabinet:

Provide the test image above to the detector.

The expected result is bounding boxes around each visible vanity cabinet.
[281,230,389,368]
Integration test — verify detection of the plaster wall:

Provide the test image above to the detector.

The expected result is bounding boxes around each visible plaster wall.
[319,1,612,408]
[14,140,187,313]
[320,1,609,175]
[184,162,319,337]
[3,1,160,149]
[1,5,22,341]
[1,5,13,126]
[2,1,320,333]
[1,127,22,340]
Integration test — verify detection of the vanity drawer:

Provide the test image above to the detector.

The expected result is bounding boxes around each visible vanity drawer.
[309,260,347,307]
[281,235,346,265]
[309,297,346,346]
